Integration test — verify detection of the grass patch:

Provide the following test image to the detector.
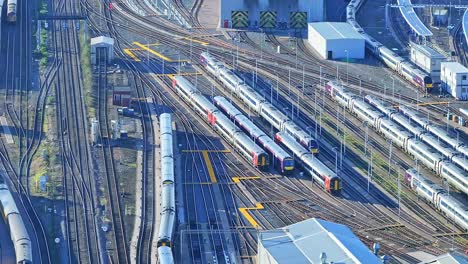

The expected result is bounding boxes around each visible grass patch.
[38,1,49,69]
[79,31,96,119]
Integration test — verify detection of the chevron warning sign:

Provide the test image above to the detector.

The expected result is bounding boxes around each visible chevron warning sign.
[290,12,307,29]
[232,11,248,28]
[260,11,277,28]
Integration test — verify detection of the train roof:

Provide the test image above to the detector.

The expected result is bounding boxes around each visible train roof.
[0,187,19,216]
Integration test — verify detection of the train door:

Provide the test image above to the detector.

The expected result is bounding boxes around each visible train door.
[208,112,216,125]
[252,153,258,167]
[324,177,330,191]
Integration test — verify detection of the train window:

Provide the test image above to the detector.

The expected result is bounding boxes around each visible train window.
[463,75,466,80]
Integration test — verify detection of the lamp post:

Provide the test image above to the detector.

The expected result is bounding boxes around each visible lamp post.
[345,49,349,84]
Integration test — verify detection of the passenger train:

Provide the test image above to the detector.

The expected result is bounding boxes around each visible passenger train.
[7,0,17,23]
[398,105,468,158]
[157,113,175,264]
[325,81,468,195]
[0,184,32,264]
[213,96,295,174]
[405,169,467,230]
[275,132,342,193]
[365,95,468,172]
[172,76,270,170]
[200,52,319,154]
[346,0,433,92]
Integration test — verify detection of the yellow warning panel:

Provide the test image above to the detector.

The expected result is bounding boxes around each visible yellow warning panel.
[202,150,218,183]
[123,49,141,62]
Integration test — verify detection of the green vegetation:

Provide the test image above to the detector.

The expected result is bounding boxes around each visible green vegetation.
[38,2,49,68]
[79,30,96,118]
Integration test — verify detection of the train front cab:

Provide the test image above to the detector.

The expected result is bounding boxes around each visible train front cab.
[424,76,433,93]
[325,177,342,194]
[254,152,269,171]
[157,239,172,248]
[280,157,295,175]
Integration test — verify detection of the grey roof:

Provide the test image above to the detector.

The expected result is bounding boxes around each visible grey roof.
[464,9,468,46]
[411,44,446,59]
[258,218,381,264]
[419,252,468,264]
[441,61,468,73]
[397,0,433,37]
[91,36,115,46]
[308,22,365,40]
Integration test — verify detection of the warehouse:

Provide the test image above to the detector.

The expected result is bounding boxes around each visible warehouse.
[307,22,365,60]
[410,44,446,83]
[441,62,468,100]
[257,218,382,264]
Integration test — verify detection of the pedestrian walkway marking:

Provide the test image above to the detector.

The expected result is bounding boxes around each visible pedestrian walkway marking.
[132,42,187,62]
[202,150,217,183]
[123,49,141,62]
[239,203,263,228]
[176,37,210,46]
[232,176,260,183]
[182,149,231,153]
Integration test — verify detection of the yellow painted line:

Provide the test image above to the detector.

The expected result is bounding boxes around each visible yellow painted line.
[232,176,261,183]
[123,49,141,62]
[132,41,174,62]
[238,203,263,228]
[182,149,231,153]
[182,37,209,46]
[202,151,217,183]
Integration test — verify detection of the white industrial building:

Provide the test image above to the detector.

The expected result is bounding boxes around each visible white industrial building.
[410,44,446,83]
[219,0,324,29]
[91,36,114,64]
[257,218,383,264]
[441,62,468,100]
[307,22,365,60]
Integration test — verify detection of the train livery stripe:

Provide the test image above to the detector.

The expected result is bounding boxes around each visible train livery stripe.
[260,11,277,28]
[231,11,248,28]
[202,151,218,183]
[290,12,307,29]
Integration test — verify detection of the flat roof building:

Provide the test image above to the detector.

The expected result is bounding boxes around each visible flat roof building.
[441,62,468,100]
[258,218,382,264]
[410,44,446,83]
[91,36,114,64]
[307,22,365,60]
[418,252,468,264]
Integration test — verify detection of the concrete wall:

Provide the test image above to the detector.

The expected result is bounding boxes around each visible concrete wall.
[220,0,324,28]
[441,64,468,100]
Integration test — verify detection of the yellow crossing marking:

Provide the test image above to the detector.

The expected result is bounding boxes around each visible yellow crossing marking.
[132,42,187,62]
[123,49,141,62]
[202,150,217,183]
[232,176,260,183]
[239,203,263,228]
[180,37,210,46]
[182,149,231,153]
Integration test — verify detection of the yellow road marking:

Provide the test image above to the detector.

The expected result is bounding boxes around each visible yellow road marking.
[180,37,209,46]
[132,41,180,62]
[182,149,231,153]
[239,203,263,228]
[202,150,217,183]
[232,176,261,183]
[123,49,141,62]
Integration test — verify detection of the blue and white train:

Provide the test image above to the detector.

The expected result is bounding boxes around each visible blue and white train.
[405,169,467,231]
[346,0,433,92]
[172,76,270,170]
[0,184,32,264]
[200,52,319,154]
[157,113,175,263]
[213,96,295,174]
[325,81,467,195]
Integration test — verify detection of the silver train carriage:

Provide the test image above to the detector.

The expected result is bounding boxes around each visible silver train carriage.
[213,96,294,174]
[7,0,17,23]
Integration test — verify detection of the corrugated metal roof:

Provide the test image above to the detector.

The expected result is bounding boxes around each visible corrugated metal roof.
[411,44,446,59]
[308,22,365,40]
[259,218,381,264]
[91,36,114,46]
[442,62,468,73]
[419,252,468,264]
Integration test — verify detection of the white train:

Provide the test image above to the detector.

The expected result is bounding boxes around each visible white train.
[172,76,269,170]
[365,95,468,172]
[157,113,175,264]
[0,184,32,264]
[200,52,319,154]
[346,0,433,92]
[7,0,17,23]
[213,96,295,174]
[325,81,468,195]
[398,105,468,158]
[405,169,468,230]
